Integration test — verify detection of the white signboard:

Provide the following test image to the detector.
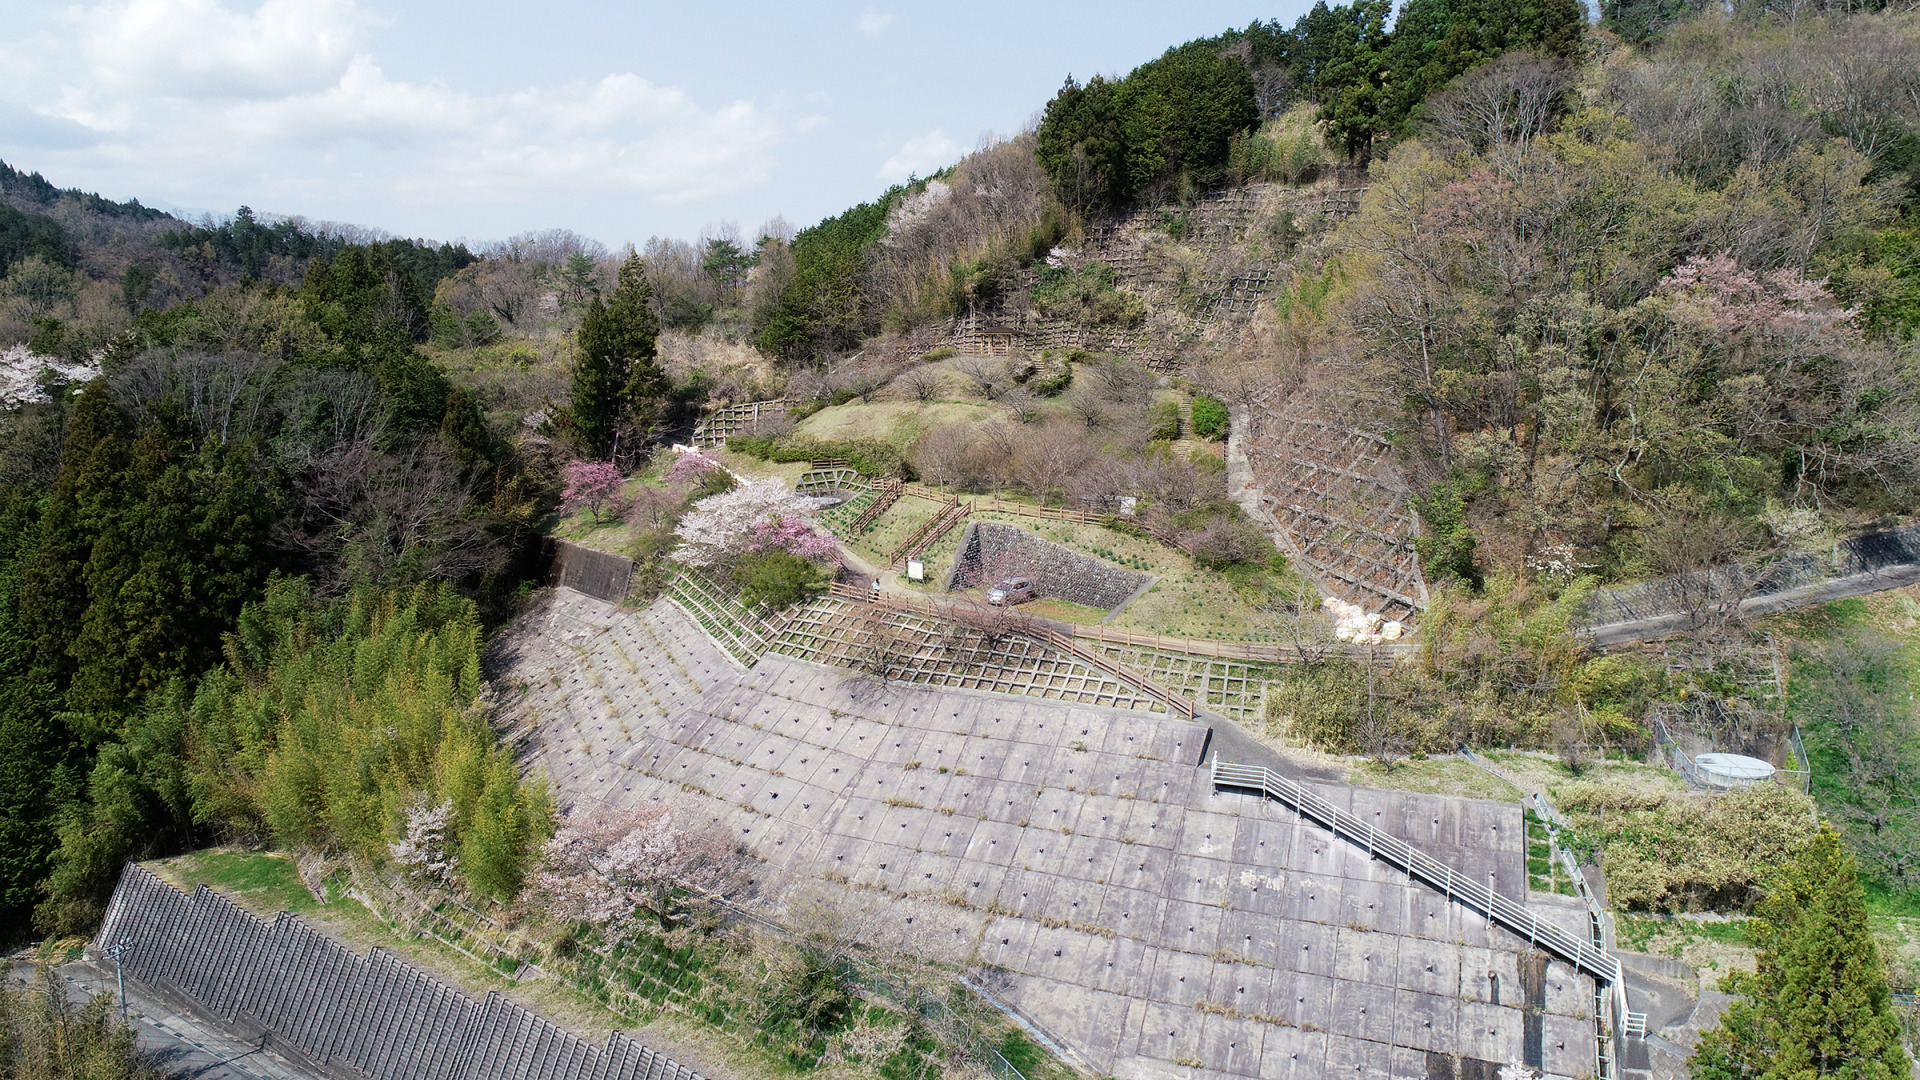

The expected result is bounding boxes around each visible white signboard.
[906,559,925,582]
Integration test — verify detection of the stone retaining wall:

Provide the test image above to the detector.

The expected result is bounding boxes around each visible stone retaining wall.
[946,522,1151,611]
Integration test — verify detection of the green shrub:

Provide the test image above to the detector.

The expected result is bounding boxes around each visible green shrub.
[1147,400,1181,441]
[1411,475,1483,589]
[915,346,958,363]
[1190,394,1229,440]
[726,434,908,479]
[737,551,828,611]
[1559,782,1819,912]
[1026,351,1075,397]
[1031,264,1145,327]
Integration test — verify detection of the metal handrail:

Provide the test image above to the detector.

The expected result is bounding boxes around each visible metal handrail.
[1211,759,1630,1065]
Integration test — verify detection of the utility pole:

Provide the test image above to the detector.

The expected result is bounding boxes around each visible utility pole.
[103,938,134,1023]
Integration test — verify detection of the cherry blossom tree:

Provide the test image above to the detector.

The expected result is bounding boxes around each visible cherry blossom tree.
[528,801,747,934]
[665,451,723,485]
[670,478,838,567]
[560,460,627,524]
[389,797,454,887]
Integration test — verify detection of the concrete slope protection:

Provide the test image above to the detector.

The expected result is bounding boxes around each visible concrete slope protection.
[498,588,1606,1080]
[93,865,706,1080]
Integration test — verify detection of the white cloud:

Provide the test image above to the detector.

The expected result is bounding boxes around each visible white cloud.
[857,8,893,35]
[877,130,960,182]
[0,0,808,220]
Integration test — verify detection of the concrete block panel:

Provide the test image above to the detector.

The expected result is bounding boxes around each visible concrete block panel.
[1158,899,1226,957]
[1196,1012,1267,1078]
[1255,1027,1329,1080]
[1333,926,1398,988]
[1390,989,1460,1054]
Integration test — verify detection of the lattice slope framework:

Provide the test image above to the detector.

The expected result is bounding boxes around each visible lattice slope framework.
[1230,391,1428,623]
[950,180,1358,371]
[493,589,1600,1080]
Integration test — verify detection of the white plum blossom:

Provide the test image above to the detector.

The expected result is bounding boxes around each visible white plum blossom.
[670,477,836,567]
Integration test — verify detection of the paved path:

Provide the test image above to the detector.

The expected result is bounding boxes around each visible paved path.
[5,958,322,1080]
[1586,562,1920,647]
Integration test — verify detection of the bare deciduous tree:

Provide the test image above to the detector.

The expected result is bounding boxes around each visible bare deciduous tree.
[999,388,1041,424]
[898,365,942,402]
[1010,423,1091,507]
[954,355,1006,400]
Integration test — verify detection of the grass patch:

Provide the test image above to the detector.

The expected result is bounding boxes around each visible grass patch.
[1347,757,1522,801]
[1866,882,1920,918]
[794,401,993,448]
[1763,585,1920,906]
[156,849,321,913]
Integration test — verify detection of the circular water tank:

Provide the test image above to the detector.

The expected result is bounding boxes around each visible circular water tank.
[1695,752,1775,789]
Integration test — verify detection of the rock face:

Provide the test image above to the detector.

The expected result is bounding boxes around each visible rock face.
[947,522,1151,611]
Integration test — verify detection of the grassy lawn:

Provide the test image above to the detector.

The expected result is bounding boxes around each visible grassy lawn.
[1614,914,1759,983]
[1481,750,1691,802]
[1347,756,1523,801]
[150,849,326,914]
[794,399,994,447]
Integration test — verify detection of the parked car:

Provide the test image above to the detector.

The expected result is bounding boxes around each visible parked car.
[986,577,1035,605]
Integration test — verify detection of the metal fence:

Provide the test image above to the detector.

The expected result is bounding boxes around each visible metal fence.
[1650,714,1811,793]
[1585,524,1920,627]
[1211,759,1632,1080]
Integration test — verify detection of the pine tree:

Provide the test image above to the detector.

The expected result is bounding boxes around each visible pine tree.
[570,252,663,457]
[1691,825,1911,1080]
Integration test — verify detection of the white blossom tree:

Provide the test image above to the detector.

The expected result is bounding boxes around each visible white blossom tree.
[528,801,747,935]
[670,478,835,568]
[389,797,454,886]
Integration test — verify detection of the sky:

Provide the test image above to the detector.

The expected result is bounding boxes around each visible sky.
[0,0,1316,250]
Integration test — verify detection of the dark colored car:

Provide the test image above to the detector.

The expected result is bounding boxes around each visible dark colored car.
[986,577,1035,605]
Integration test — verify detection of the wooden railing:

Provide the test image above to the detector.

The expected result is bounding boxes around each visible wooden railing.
[1071,625,1289,663]
[888,496,970,568]
[849,478,903,534]
[1041,628,1193,720]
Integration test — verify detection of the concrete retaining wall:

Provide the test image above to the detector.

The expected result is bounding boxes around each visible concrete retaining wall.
[946,522,1151,611]
[548,538,633,604]
[94,865,703,1080]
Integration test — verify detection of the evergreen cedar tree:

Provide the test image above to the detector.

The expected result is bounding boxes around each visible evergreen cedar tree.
[572,252,666,457]
[1036,45,1259,213]
[1690,826,1912,1080]
[0,229,547,935]
[1039,0,1585,196]
[754,197,895,359]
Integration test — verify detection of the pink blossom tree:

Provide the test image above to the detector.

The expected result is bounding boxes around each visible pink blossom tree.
[665,452,722,485]
[561,460,628,525]
[527,801,747,935]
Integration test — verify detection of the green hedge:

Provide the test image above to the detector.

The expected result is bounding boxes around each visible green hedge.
[727,434,910,480]
[1190,394,1229,440]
